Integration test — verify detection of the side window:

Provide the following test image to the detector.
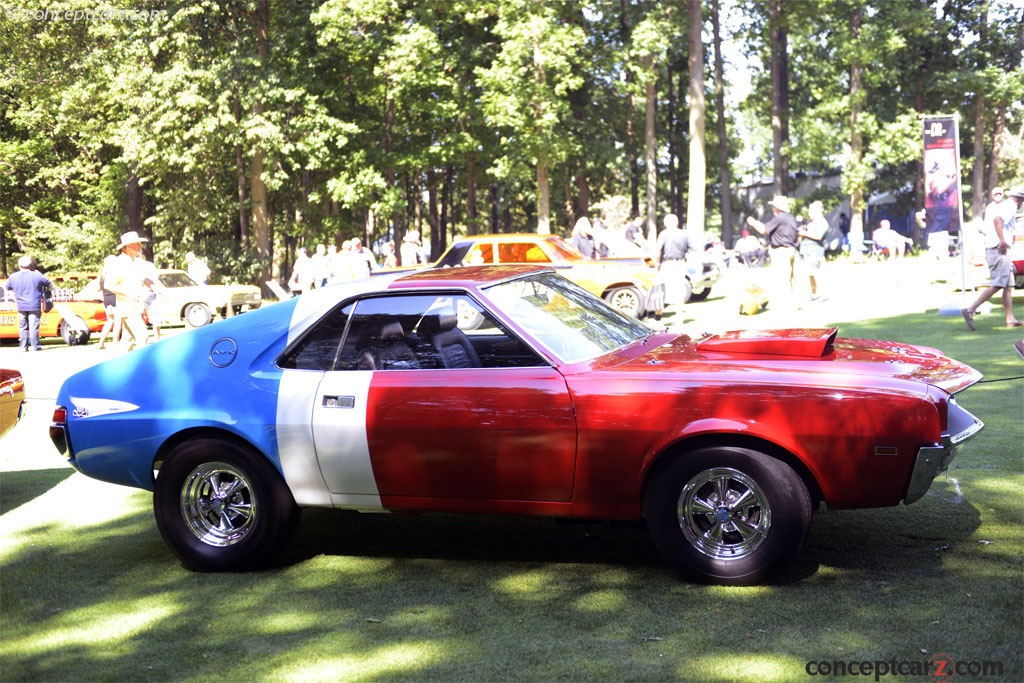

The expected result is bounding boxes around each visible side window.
[278,303,353,370]
[331,293,546,371]
[463,244,491,266]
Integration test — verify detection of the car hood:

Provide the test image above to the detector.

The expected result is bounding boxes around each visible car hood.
[612,327,982,396]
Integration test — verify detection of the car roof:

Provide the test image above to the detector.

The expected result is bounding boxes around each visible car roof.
[450,233,567,243]
[388,264,551,290]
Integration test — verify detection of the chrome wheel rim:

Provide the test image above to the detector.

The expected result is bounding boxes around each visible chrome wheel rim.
[678,467,770,560]
[609,289,639,316]
[181,462,257,547]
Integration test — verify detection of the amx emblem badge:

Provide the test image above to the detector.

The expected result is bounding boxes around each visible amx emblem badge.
[210,338,239,368]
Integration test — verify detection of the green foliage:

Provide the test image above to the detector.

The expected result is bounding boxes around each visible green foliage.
[2,1,1022,278]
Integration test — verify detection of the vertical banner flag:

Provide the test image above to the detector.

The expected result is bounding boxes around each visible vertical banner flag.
[922,115,962,241]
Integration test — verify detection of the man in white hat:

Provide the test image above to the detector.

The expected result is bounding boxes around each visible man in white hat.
[3,255,52,351]
[105,231,152,348]
[401,230,423,267]
[962,186,1023,330]
[747,195,799,301]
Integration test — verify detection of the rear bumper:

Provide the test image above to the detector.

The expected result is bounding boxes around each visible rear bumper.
[904,398,983,504]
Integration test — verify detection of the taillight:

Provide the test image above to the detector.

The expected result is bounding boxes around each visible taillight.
[49,405,69,456]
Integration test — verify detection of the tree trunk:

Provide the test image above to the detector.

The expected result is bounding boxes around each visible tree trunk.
[712,0,734,245]
[972,95,986,216]
[987,103,1005,192]
[644,54,657,242]
[769,0,789,196]
[533,40,550,235]
[537,159,551,235]
[971,3,988,217]
[687,0,706,246]
[250,0,271,285]
[848,8,865,242]
[126,163,144,236]
[466,156,479,235]
[667,64,679,216]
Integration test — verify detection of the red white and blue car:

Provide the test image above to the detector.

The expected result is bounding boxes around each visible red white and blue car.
[49,265,983,584]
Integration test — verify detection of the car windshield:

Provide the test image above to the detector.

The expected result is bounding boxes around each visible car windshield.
[159,272,200,288]
[483,271,651,364]
[536,236,586,263]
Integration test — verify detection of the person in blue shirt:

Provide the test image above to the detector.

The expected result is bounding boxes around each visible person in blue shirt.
[4,255,52,351]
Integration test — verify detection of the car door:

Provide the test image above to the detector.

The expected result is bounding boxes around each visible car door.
[309,292,578,509]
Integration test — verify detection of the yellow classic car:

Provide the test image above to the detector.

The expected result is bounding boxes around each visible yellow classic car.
[0,368,25,440]
[433,234,659,317]
[1,281,107,345]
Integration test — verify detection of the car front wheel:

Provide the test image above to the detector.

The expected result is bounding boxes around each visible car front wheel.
[644,447,812,585]
[184,303,213,327]
[154,438,300,571]
[603,286,643,318]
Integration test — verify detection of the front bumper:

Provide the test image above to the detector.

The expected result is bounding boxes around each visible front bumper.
[904,398,984,504]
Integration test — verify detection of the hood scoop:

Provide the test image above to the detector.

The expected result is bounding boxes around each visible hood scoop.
[697,327,839,358]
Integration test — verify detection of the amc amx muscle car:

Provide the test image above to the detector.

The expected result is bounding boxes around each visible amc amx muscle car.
[49,266,983,584]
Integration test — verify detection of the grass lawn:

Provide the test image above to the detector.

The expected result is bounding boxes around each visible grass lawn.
[1,266,1022,682]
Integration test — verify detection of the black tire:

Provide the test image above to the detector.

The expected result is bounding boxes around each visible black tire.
[184,303,213,327]
[643,447,812,585]
[688,287,711,301]
[154,438,300,571]
[603,286,643,318]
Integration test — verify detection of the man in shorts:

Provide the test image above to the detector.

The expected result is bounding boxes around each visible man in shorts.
[961,187,1023,330]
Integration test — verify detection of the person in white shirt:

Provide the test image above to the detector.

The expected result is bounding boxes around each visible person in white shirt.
[962,187,1023,330]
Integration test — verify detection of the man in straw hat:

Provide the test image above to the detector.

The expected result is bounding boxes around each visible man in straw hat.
[747,195,799,302]
[105,231,153,348]
[961,186,1024,330]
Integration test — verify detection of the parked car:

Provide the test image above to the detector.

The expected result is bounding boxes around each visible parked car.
[1,368,26,440]
[598,231,723,302]
[79,269,261,328]
[433,233,659,317]
[1,281,106,345]
[49,265,984,584]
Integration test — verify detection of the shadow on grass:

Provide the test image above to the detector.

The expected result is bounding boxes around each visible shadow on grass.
[2,483,1003,682]
[0,468,74,514]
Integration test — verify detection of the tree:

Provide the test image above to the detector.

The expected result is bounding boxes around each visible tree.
[687,0,706,245]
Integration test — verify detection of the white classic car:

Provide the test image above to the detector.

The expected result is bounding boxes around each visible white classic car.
[80,269,261,327]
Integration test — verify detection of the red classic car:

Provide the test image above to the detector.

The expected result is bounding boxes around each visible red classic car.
[1,368,26,440]
[49,265,983,584]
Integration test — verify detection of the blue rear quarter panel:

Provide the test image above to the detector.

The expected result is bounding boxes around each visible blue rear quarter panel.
[59,298,299,490]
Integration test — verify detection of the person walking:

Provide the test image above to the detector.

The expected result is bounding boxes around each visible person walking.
[571,217,599,259]
[747,195,799,302]
[652,213,693,320]
[799,201,829,301]
[106,231,152,350]
[961,186,1024,330]
[4,255,52,351]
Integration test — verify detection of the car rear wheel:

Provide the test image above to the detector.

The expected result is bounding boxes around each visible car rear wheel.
[688,286,711,301]
[58,318,90,345]
[184,303,213,327]
[603,286,643,318]
[644,447,812,585]
[154,438,300,571]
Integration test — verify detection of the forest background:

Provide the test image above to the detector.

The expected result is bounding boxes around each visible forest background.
[1,0,1022,291]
